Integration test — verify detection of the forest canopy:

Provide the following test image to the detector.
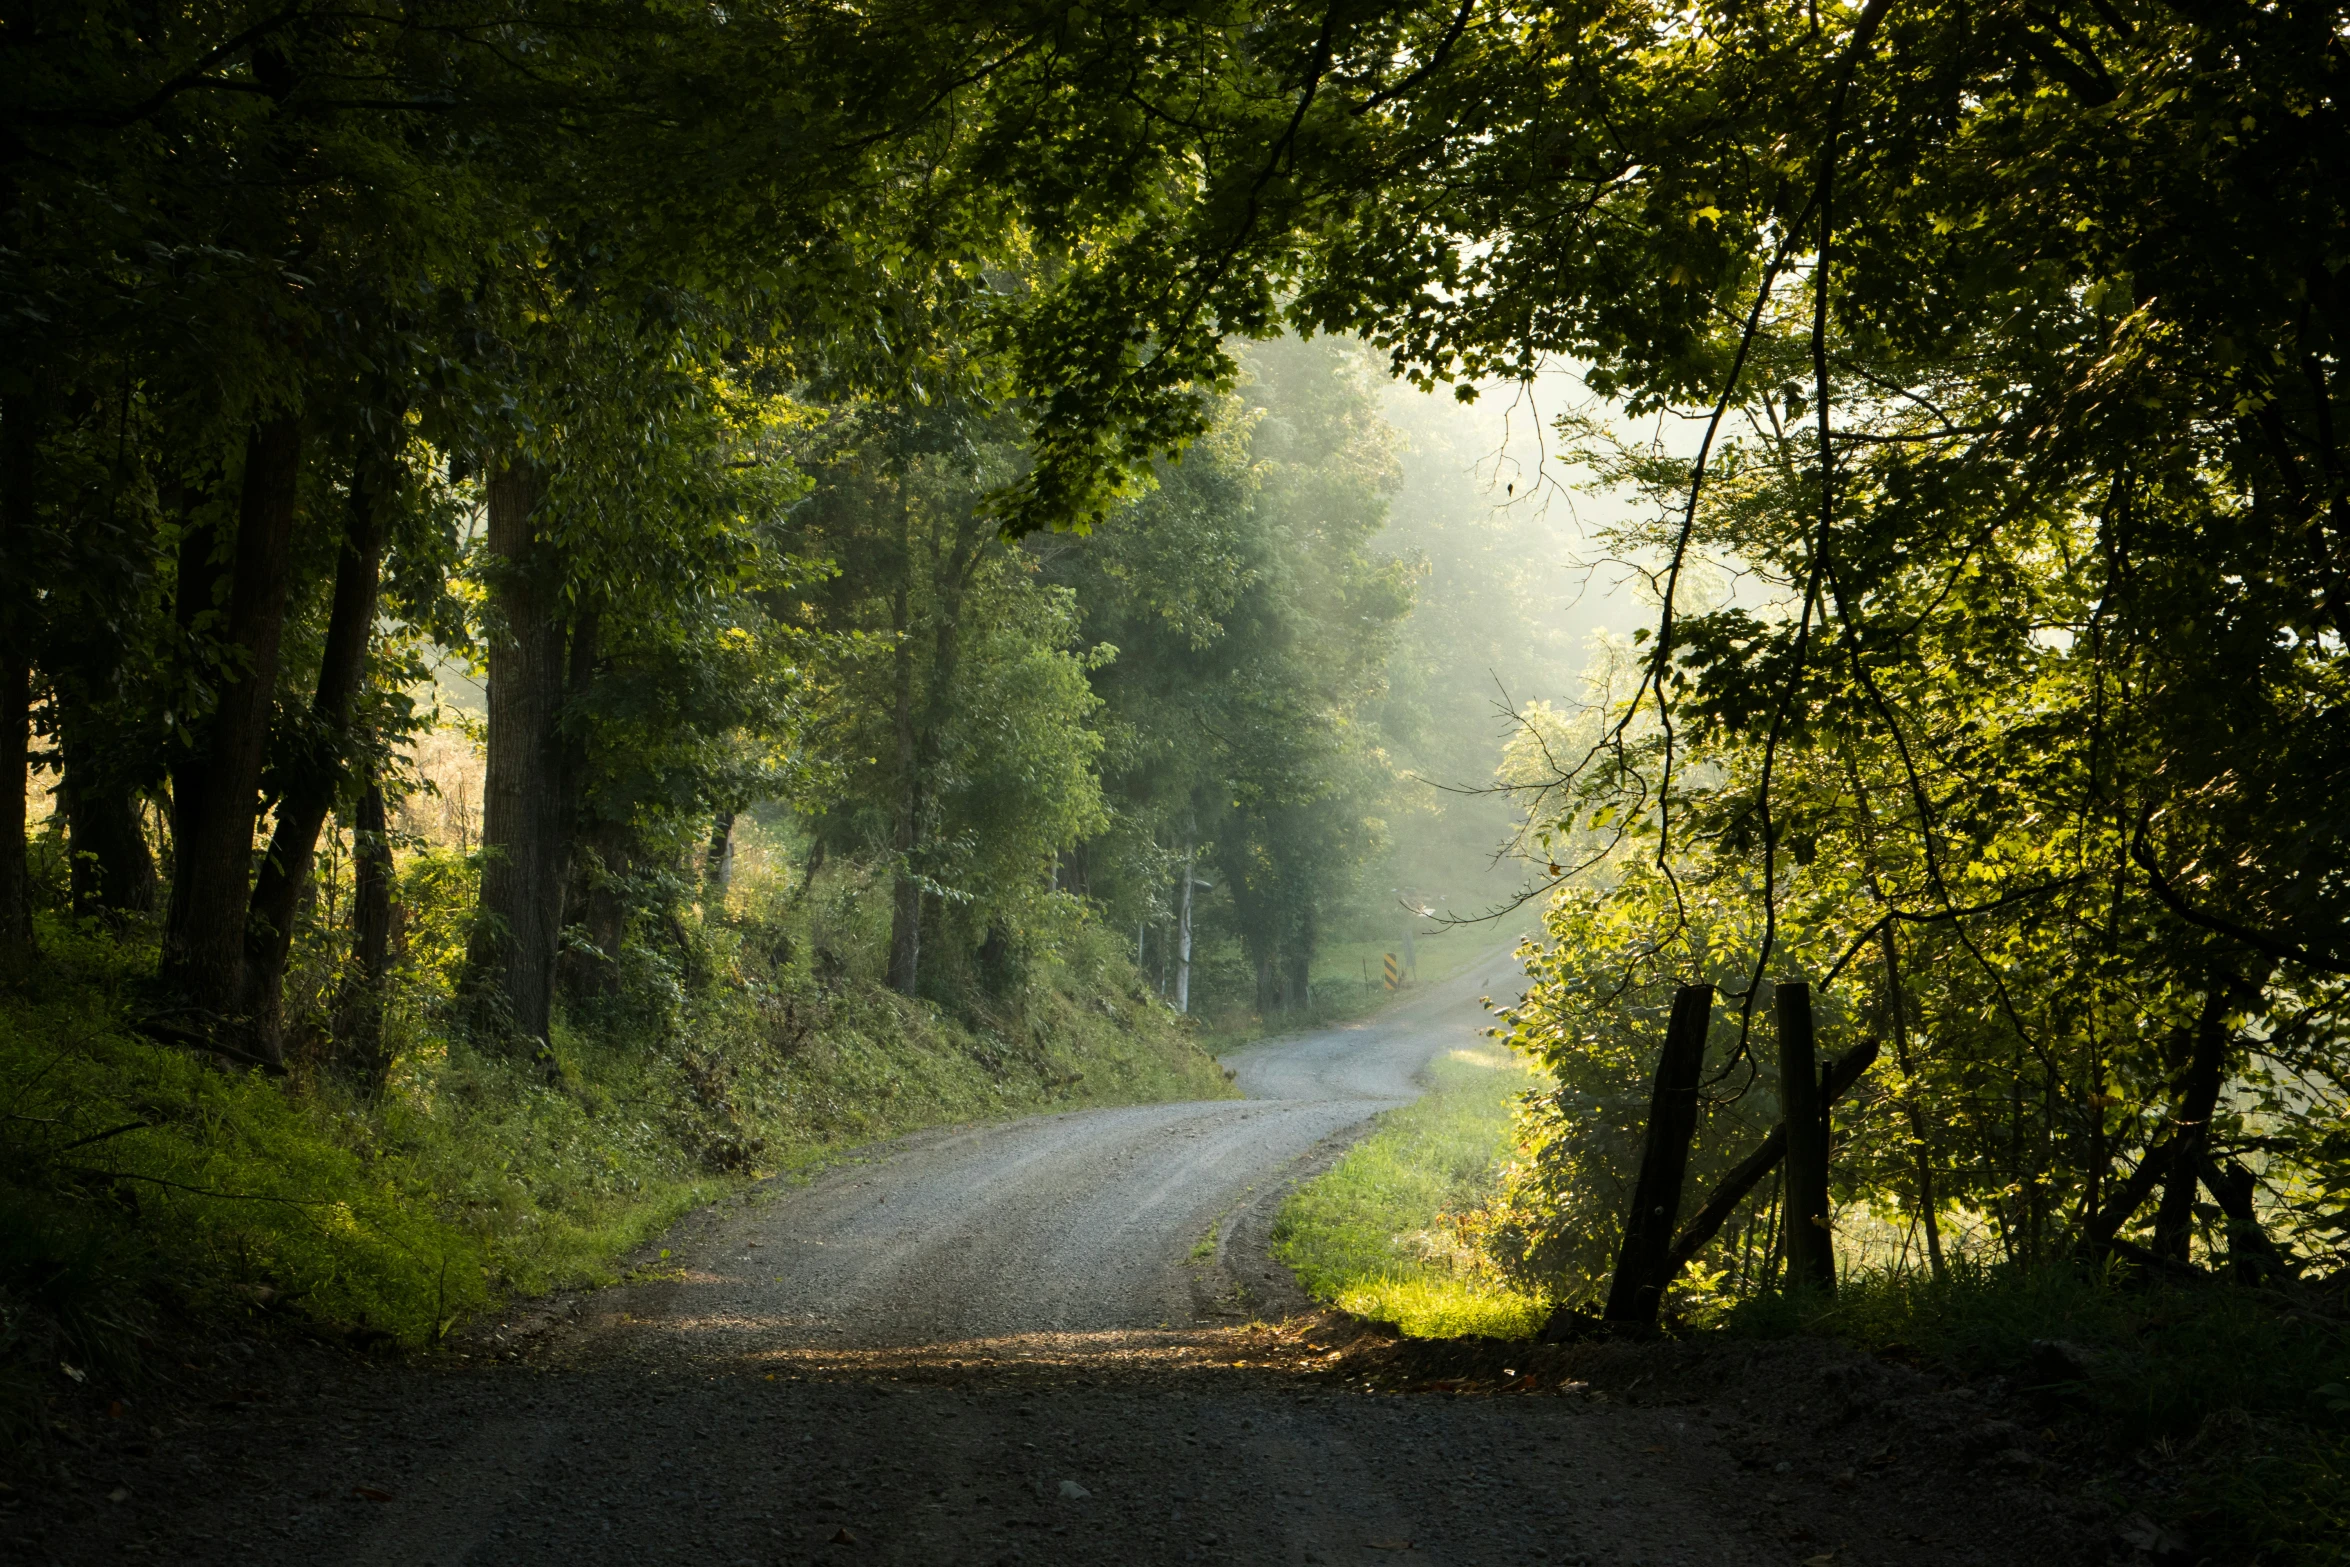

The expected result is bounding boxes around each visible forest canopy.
[2,0,2346,1362]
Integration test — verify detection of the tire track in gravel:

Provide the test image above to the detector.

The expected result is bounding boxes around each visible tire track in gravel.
[21,949,2101,1567]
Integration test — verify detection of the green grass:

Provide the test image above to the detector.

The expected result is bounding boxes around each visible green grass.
[1271,1041,1551,1338]
[0,865,1230,1439]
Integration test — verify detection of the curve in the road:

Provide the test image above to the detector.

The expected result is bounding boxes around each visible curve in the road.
[600,945,1526,1353]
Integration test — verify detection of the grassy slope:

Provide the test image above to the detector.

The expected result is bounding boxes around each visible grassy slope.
[0,862,1228,1435]
[1270,1039,1551,1338]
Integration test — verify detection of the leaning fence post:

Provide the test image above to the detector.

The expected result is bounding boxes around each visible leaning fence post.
[1776,980,1835,1294]
[1602,984,1715,1325]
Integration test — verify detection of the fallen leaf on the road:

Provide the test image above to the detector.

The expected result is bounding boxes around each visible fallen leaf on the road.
[353,1486,396,1503]
[829,1526,858,1545]
[1058,1479,1092,1499]
[107,1487,130,1503]
[1643,1444,1670,1453]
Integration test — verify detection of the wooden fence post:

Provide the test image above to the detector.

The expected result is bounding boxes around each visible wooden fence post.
[1776,980,1835,1294]
[1602,984,1715,1325]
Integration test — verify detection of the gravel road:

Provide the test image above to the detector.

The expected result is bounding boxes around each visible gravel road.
[558,946,1526,1356]
[13,954,2103,1567]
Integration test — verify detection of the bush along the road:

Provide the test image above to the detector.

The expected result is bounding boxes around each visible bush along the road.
[0,822,1226,1447]
[1272,1040,1552,1338]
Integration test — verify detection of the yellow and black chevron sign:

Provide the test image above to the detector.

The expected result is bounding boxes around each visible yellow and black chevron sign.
[1382,952,1400,990]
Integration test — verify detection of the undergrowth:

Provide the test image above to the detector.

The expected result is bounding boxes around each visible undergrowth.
[0,842,1228,1448]
[1272,1041,1551,1339]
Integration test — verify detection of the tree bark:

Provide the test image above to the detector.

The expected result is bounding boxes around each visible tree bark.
[241,406,399,1057]
[469,458,572,1052]
[2084,1131,2182,1253]
[162,415,304,1037]
[885,516,923,996]
[60,738,157,919]
[331,767,395,1094]
[2195,1153,2293,1283]
[1879,926,1946,1280]
[560,811,632,1002]
[884,505,983,998]
[1603,983,1714,1325]
[1173,839,1197,1015]
[1776,980,1836,1294]
[0,648,29,979]
[705,810,736,897]
[2152,980,2237,1261]
[0,388,40,977]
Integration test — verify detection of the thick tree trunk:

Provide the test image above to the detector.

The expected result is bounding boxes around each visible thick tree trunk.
[885,507,985,999]
[560,812,632,1002]
[332,768,395,1093]
[0,389,39,977]
[60,742,157,918]
[241,408,398,1057]
[162,415,304,1037]
[469,459,570,1052]
[2152,980,2237,1261]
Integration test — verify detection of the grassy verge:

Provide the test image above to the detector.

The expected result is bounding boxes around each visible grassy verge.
[1270,1040,1551,1338]
[0,859,1228,1441]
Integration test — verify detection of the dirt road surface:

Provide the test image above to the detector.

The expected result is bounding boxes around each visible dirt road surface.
[11,955,2105,1567]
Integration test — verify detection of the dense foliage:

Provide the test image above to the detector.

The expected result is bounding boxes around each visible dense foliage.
[8,11,2348,1539]
[0,1,1526,1382]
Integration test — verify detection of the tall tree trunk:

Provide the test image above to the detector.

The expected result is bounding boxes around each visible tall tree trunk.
[242,406,399,1058]
[886,524,924,996]
[1173,839,1197,1015]
[59,728,157,919]
[331,766,395,1093]
[162,415,304,1037]
[0,650,28,979]
[0,388,40,977]
[469,459,570,1053]
[2152,977,2242,1262]
[705,810,736,898]
[1879,926,1946,1281]
[560,812,632,1002]
[885,507,986,999]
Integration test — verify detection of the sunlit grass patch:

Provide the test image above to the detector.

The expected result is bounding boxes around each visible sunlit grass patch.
[1327,1275,1550,1340]
[1272,1043,1550,1339]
